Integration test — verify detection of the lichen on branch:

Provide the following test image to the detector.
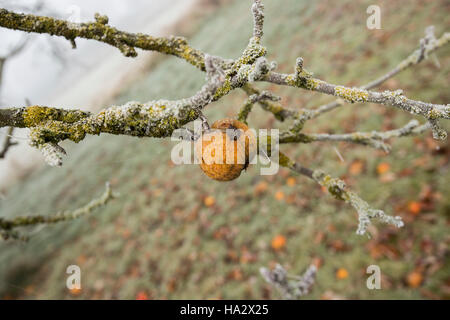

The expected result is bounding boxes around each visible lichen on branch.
[280,119,430,152]
[0,8,209,69]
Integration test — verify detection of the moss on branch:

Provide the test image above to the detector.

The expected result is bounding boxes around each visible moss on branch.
[2,101,201,149]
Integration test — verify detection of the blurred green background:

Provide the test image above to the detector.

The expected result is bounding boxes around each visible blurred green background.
[0,0,449,299]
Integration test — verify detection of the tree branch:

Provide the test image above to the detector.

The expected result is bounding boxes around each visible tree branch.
[0,8,211,70]
[280,120,430,152]
[260,263,317,300]
[1,6,447,140]
[0,182,116,241]
[285,29,450,132]
[0,127,18,158]
[262,71,449,136]
[0,0,447,238]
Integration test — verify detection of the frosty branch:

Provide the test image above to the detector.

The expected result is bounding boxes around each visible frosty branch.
[279,119,430,153]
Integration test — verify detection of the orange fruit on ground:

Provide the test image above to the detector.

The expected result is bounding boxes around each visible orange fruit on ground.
[69,287,82,296]
[271,235,287,250]
[376,162,390,175]
[204,196,215,207]
[286,177,296,186]
[407,271,423,288]
[349,160,364,175]
[336,268,349,280]
[274,191,285,201]
[407,201,422,215]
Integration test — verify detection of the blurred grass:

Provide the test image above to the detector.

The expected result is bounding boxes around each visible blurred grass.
[0,0,449,299]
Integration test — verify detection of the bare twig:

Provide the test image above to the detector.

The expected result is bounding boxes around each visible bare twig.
[0,126,18,158]
[280,120,430,152]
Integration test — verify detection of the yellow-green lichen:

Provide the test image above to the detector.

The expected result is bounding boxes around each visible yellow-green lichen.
[286,72,322,90]
[213,79,233,100]
[23,106,57,127]
[278,152,293,168]
[23,106,89,127]
[334,86,369,103]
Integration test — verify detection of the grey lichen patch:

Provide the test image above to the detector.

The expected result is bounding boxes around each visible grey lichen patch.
[247,57,270,82]
[380,89,406,105]
[39,142,65,167]
[398,31,450,70]
[334,86,369,103]
[312,170,347,201]
[427,119,447,140]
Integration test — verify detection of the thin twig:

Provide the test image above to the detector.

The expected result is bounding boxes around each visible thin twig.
[0,127,18,159]
[280,120,430,152]
[0,182,116,241]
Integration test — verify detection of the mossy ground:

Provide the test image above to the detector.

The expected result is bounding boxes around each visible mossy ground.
[0,0,449,299]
